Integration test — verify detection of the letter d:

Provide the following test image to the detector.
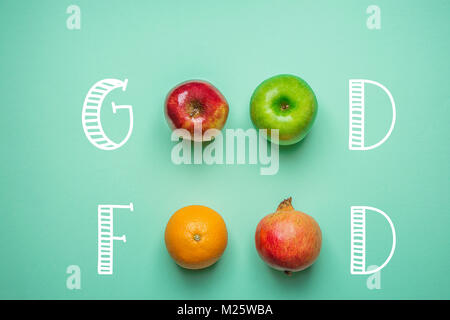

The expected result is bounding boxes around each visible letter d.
[349,79,396,150]
[350,206,396,275]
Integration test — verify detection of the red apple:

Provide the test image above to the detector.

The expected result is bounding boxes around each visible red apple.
[165,80,229,141]
[255,197,322,275]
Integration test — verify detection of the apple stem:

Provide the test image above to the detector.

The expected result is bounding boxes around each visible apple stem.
[188,100,204,118]
[284,271,292,276]
[277,197,293,212]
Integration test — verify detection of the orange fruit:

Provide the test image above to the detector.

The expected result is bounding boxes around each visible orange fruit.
[165,205,228,269]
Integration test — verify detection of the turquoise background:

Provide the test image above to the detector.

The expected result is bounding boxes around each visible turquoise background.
[0,0,449,299]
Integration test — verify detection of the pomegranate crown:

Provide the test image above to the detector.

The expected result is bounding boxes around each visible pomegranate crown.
[277,197,294,211]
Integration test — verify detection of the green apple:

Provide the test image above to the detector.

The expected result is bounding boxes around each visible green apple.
[250,74,318,145]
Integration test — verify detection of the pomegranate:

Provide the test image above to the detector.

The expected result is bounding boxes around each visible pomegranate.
[255,197,322,275]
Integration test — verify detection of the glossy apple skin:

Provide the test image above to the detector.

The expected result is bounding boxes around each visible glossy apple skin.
[250,74,318,145]
[165,80,229,141]
[255,210,322,273]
